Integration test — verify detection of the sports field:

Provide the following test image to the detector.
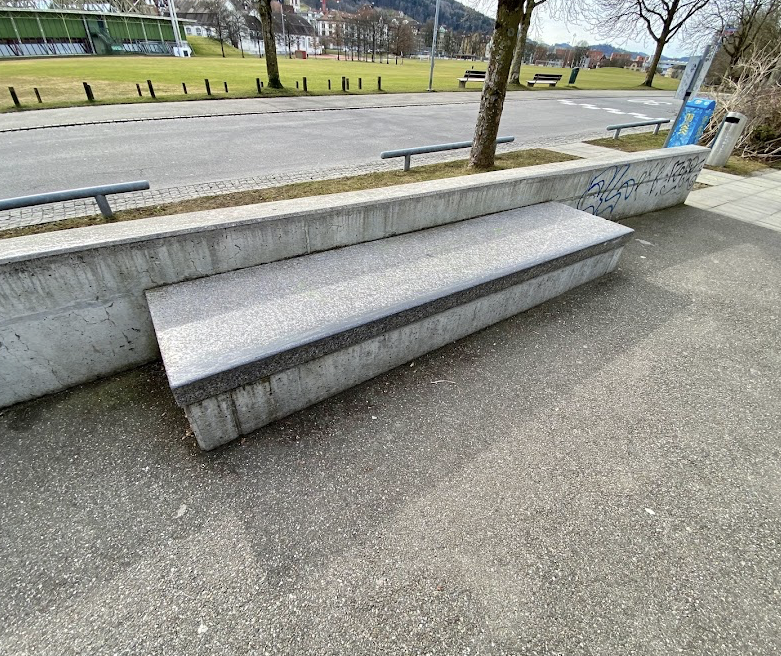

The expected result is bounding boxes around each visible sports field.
[0,36,679,111]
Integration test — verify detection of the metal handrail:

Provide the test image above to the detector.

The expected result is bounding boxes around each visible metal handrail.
[0,180,150,218]
[606,119,670,139]
[381,136,515,171]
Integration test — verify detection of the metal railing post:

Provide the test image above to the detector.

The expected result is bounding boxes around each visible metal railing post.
[606,118,670,139]
[381,136,515,171]
[0,181,151,215]
[94,194,114,218]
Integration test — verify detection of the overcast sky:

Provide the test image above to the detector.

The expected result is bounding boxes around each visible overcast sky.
[458,0,694,57]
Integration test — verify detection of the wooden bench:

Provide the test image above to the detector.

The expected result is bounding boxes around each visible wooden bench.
[457,70,486,88]
[527,73,563,87]
[146,202,633,450]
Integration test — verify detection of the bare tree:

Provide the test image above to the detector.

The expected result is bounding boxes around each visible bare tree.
[202,0,228,57]
[258,0,283,88]
[586,0,715,87]
[689,0,781,70]
[508,0,548,84]
[701,44,781,160]
[469,0,526,169]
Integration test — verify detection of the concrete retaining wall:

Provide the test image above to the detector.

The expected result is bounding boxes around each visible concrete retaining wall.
[0,146,708,408]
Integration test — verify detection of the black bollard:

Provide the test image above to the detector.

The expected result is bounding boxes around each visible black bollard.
[83,82,95,102]
[256,77,262,94]
[182,82,188,94]
[147,79,156,99]
[136,83,142,97]
[8,86,20,108]
[34,87,42,103]
[205,79,211,95]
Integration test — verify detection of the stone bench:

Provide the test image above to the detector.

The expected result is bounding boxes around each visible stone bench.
[146,202,633,450]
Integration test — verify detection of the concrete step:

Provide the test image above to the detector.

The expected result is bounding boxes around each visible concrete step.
[146,202,634,450]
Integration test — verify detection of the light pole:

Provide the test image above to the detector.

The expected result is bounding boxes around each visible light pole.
[281,0,289,58]
[168,0,184,55]
[427,0,441,91]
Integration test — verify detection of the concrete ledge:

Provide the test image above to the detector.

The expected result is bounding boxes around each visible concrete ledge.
[147,203,633,449]
[0,146,707,409]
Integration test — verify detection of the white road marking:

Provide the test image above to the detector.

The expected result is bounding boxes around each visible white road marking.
[626,99,672,105]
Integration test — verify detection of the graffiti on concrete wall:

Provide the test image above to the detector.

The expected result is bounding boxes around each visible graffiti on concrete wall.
[577,155,703,216]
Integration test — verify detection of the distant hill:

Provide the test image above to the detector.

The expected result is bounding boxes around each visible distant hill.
[327,0,494,33]
[584,43,649,58]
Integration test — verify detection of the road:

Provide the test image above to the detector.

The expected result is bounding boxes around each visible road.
[0,90,679,197]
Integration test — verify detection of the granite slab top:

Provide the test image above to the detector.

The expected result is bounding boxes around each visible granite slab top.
[146,202,633,405]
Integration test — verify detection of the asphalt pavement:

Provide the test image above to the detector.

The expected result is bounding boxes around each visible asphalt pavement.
[1,202,779,654]
[0,90,679,197]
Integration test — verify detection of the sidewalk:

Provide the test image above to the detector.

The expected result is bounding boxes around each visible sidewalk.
[2,201,779,654]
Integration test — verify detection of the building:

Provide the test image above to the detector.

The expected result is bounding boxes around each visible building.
[245,12,317,56]
[586,49,604,68]
[178,0,318,56]
[0,5,190,57]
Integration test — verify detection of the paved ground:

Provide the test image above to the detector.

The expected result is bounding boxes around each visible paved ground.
[0,90,678,200]
[0,140,527,230]
[1,203,779,654]
[0,90,676,132]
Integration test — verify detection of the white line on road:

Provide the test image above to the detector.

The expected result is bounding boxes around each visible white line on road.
[626,99,673,105]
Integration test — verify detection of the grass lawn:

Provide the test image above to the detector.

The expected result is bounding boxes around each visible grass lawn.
[586,131,779,176]
[0,40,679,111]
[0,148,577,239]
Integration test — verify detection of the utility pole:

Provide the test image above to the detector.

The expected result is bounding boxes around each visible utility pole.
[427,0,441,91]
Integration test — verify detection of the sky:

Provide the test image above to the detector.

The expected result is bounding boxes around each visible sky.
[458,0,694,58]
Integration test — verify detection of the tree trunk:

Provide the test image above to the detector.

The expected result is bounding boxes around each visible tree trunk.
[508,3,532,86]
[643,25,670,87]
[469,0,526,169]
[258,0,282,88]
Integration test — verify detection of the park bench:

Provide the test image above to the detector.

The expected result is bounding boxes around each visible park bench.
[146,202,633,450]
[527,73,563,87]
[457,70,486,88]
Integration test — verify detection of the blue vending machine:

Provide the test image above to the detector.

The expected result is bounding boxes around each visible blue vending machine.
[666,98,716,147]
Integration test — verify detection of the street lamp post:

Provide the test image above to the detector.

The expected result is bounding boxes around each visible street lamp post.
[168,0,184,55]
[427,0,441,91]
[281,0,289,58]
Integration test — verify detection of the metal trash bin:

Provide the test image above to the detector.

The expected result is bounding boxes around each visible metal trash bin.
[568,67,580,85]
[706,112,748,167]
